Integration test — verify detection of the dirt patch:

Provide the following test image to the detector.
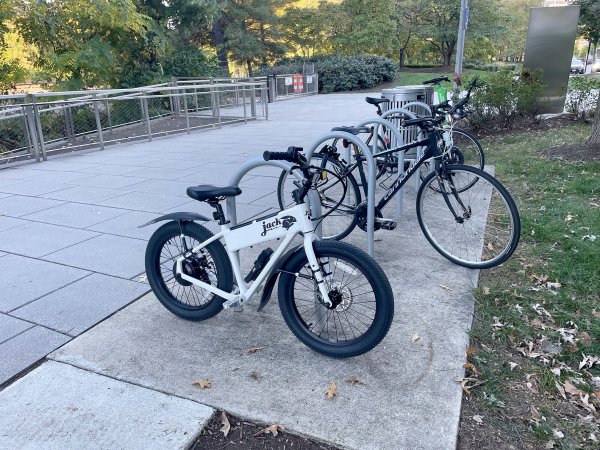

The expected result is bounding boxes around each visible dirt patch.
[541,141,600,162]
[465,116,580,139]
[191,411,340,450]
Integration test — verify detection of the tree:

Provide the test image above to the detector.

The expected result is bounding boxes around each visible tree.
[575,0,600,145]
[321,0,398,58]
[15,0,150,89]
[280,6,328,58]
[396,0,505,67]
[221,0,288,76]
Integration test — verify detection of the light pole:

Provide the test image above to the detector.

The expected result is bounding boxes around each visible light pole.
[454,0,468,87]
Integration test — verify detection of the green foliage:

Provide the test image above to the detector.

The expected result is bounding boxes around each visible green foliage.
[280,6,328,58]
[162,47,223,78]
[464,61,517,72]
[259,55,397,93]
[566,76,600,121]
[465,70,545,129]
[321,0,398,58]
[576,0,600,43]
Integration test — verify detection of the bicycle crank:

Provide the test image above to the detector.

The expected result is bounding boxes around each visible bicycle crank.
[354,202,397,231]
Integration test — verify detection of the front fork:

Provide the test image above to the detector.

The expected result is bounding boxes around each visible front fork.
[435,162,470,222]
[303,234,332,308]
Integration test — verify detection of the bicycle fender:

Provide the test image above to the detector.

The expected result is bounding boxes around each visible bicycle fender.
[257,244,303,312]
[138,212,210,228]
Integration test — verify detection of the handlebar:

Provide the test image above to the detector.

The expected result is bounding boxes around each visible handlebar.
[423,76,450,85]
[263,146,306,164]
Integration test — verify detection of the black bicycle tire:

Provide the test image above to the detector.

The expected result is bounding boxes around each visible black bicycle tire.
[416,165,520,269]
[277,240,394,358]
[145,221,233,320]
[276,154,361,240]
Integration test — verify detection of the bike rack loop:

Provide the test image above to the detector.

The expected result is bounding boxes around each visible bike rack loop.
[305,131,377,256]
[354,117,406,217]
[401,101,432,117]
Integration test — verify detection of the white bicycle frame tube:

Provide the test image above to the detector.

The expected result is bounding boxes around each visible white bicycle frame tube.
[175,203,331,306]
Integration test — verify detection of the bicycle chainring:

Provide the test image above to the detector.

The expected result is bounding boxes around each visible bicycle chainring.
[354,201,383,232]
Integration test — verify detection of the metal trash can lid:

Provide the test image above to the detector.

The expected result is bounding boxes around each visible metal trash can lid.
[381,85,434,94]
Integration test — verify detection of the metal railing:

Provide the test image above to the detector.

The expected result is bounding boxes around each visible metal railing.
[0,79,269,165]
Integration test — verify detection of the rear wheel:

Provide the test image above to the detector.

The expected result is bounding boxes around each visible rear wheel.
[145,221,233,320]
[278,240,394,358]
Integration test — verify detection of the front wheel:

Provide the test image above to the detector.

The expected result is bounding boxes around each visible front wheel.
[278,240,394,358]
[416,165,520,269]
[145,221,233,320]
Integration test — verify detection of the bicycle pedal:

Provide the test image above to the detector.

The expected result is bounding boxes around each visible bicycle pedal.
[376,218,397,230]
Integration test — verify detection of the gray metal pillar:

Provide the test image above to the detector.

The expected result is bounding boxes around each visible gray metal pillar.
[455,0,468,85]
[142,97,152,141]
[92,94,104,150]
[31,96,47,161]
[250,79,257,118]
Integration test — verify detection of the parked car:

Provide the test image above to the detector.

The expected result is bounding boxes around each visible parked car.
[570,58,585,74]
[592,61,600,73]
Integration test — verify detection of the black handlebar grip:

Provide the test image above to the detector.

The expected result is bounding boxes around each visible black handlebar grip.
[263,151,291,161]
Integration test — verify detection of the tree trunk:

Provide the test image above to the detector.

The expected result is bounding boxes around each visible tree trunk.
[588,94,600,145]
[211,15,230,75]
[246,60,253,77]
[399,49,405,68]
[259,23,267,67]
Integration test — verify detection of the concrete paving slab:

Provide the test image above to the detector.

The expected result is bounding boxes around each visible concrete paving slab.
[51,287,473,450]
[43,185,127,203]
[127,179,196,197]
[86,210,162,240]
[0,254,90,312]
[75,163,152,175]
[97,191,189,213]
[0,222,98,258]
[0,192,12,199]
[0,314,33,343]
[22,203,128,229]
[12,273,149,336]
[0,361,214,449]
[121,166,200,181]
[0,195,64,217]
[43,234,146,279]
[12,170,91,184]
[0,326,70,384]
[74,174,148,189]
[0,179,18,189]
[0,180,72,196]
[0,216,29,232]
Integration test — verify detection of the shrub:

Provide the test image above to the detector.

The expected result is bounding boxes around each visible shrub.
[566,76,600,121]
[162,47,223,79]
[257,55,397,93]
[464,69,545,129]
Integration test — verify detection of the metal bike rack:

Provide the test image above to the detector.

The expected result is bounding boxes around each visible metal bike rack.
[353,117,406,217]
[305,132,377,256]
[402,101,432,117]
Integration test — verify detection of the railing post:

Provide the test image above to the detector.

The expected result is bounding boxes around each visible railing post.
[31,95,47,161]
[242,87,247,123]
[214,86,222,128]
[182,89,190,134]
[63,104,74,145]
[23,100,40,162]
[141,97,152,141]
[92,94,104,150]
[263,86,269,120]
[250,78,257,118]
[209,77,217,118]
[171,77,180,117]
[105,98,113,131]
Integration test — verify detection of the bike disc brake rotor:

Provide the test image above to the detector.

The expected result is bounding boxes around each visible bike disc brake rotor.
[445,146,464,165]
[354,201,383,231]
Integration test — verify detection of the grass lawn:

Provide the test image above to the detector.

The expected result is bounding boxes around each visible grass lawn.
[458,122,600,449]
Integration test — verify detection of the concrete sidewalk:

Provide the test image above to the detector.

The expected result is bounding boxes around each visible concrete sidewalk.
[0,93,476,449]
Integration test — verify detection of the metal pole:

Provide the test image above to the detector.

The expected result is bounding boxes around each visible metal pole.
[32,96,47,161]
[182,91,190,134]
[263,86,268,120]
[250,78,257,118]
[92,94,105,150]
[242,87,247,123]
[23,96,40,162]
[454,0,468,87]
[105,99,113,131]
[215,87,222,128]
[142,97,152,141]
[20,105,33,158]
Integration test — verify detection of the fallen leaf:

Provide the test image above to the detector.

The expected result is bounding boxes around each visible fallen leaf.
[219,412,231,437]
[580,394,597,413]
[564,380,584,397]
[530,404,541,419]
[565,213,574,222]
[325,382,337,399]
[592,310,600,319]
[254,424,285,437]
[247,347,264,353]
[545,440,555,449]
[486,242,494,250]
[440,284,452,291]
[345,376,365,386]
[472,415,483,424]
[553,429,564,439]
[580,332,592,347]
[464,363,481,376]
[509,362,518,371]
[555,381,566,399]
[192,379,212,389]
[593,391,600,400]
[546,281,562,290]
[411,334,420,343]
[483,287,491,295]
[590,432,598,442]
[466,346,476,356]
[250,371,262,381]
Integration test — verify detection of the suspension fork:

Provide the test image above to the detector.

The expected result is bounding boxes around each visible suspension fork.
[303,234,332,307]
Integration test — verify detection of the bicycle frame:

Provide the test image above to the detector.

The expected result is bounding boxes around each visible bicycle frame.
[175,203,332,308]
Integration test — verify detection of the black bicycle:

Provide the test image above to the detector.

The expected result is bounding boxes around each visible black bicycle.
[277,81,520,269]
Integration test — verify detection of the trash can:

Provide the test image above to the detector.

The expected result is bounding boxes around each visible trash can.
[380,85,434,157]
